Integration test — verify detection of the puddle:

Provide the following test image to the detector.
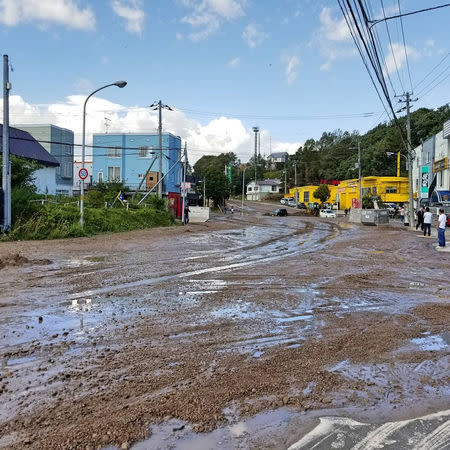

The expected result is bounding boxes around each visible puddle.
[132,408,294,450]
[411,335,448,351]
[84,256,106,262]
[252,350,264,358]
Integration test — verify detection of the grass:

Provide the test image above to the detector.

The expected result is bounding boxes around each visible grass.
[3,204,175,241]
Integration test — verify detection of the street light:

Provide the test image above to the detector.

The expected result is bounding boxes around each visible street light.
[80,81,127,227]
[241,166,247,216]
[350,142,362,208]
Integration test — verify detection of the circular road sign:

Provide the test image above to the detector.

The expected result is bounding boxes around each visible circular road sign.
[78,168,89,180]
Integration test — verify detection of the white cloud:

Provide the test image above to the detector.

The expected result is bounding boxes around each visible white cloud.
[2,95,301,164]
[111,0,145,35]
[383,42,419,76]
[181,0,246,41]
[313,6,355,70]
[281,51,300,85]
[0,0,95,30]
[242,23,267,48]
[319,6,350,41]
[228,57,240,67]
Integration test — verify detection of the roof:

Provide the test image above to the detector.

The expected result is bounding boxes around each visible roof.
[0,124,60,167]
[259,178,281,186]
[268,152,288,159]
[247,178,281,186]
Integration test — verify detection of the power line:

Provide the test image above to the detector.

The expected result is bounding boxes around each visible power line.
[397,0,413,92]
[417,72,450,99]
[413,52,450,90]
[368,3,450,27]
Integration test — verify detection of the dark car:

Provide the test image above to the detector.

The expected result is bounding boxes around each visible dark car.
[297,202,306,209]
[270,208,288,217]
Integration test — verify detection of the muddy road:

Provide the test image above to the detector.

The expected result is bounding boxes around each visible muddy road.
[0,202,449,449]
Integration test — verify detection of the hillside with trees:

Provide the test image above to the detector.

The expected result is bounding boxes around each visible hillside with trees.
[192,103,450,197]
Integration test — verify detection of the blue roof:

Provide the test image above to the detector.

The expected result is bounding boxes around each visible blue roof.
[0,124,59,167]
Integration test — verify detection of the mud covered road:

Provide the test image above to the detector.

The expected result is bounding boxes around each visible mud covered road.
[0,202,449,449]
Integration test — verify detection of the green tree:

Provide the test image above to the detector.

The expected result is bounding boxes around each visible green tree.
[313,184,331,203]
[205,167,229,207]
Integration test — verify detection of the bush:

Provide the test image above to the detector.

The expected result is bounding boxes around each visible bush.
[85,190,105,208]
[5,203,174,241]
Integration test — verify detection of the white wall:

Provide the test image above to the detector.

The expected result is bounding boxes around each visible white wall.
[33,167,57,195]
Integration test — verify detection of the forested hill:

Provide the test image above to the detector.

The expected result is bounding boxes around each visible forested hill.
[292,103,450,186]
[193,103,450,195]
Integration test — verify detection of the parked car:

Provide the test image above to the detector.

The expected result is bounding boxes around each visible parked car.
[287,200,297,207]
[270,208,288,217]
[383,203,398,216]
[297,202,307,209]
[280,198,287,205]
[319,209,336,218]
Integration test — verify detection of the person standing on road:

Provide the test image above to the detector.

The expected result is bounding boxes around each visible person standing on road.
[437,208,446,247]
[400,206,405,223]
[423,207,432,237]
[416,206,424,231]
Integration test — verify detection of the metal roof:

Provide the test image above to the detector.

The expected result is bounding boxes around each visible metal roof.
[0,124,60,167]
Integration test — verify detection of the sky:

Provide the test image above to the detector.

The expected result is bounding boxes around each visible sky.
[0,0,449,163]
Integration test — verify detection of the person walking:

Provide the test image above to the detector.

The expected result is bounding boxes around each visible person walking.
[416,206,424,231]
[437,208,446,247]
[399,206,405,223]
[423,207,432,237]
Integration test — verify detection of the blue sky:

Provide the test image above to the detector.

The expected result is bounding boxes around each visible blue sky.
[1,0,449,162]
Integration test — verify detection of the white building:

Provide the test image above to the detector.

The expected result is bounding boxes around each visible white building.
[412,119,450,205]
[246,179,281,201]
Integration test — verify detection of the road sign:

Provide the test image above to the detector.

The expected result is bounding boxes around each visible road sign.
[78,168,89,180]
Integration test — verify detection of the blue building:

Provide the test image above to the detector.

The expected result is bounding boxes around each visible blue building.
[92,133,182,194]
[16,124,74,194]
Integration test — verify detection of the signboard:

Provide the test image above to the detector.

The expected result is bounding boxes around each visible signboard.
[433,157,448,173]
[181,182,191,195]
[78,168,89,180]
[421,166,429,196]
[227,164,232,182]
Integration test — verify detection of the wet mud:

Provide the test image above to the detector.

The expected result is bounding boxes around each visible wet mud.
[0,203,449,449]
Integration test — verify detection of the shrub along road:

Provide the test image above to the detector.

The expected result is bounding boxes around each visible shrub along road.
[0,203,448,449]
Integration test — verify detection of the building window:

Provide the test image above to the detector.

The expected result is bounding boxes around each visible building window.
[386,186,397,193]
[271,185,277,192]
[439,171,443,187]
[98,172,103,183]
[304,191,309,202]
[138,146,152,158]
[107,147,121,158]
[108,166,121,181]
[254,186,259,191]
[61,162,72,178]
[248,187,252,192]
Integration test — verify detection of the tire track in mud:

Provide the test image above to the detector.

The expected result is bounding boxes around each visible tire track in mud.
[288,409,450,450]
[64,221,341,300]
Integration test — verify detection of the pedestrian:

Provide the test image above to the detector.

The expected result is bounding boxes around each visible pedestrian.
[393,206,398,218]
[399,206,405,223]
[416,206,424,231]
[344,208,348,216]
[437,208,446,248]
[230,205,234,214]
[423,207,432,237]
[184,205,190,224]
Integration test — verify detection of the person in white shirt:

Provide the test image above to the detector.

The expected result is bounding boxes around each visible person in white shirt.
[423,207,432,237]
[437,208,446,247]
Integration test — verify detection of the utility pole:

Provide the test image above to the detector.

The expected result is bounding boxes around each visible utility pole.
[284,167,287,195]
[241,166,247,216]
[2,54,11,232]
[358,141,362,208]
[397,91,417,229]
[294,163,298,207]
[150,100,173,198]
[203,176,206,207]
[252,126,259,200]
[181,142,187,225]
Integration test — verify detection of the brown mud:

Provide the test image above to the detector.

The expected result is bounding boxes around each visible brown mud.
[0,202,448,449]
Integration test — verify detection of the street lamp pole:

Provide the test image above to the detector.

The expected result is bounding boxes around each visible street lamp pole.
[241,166,247,216]
[80,80,127,227]
[350,142,362,208]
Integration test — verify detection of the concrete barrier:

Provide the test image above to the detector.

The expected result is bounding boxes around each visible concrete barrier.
[189,206,210,223]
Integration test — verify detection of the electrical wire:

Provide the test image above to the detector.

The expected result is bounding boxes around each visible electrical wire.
[397,0,414,92]
[414,52,450,91]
